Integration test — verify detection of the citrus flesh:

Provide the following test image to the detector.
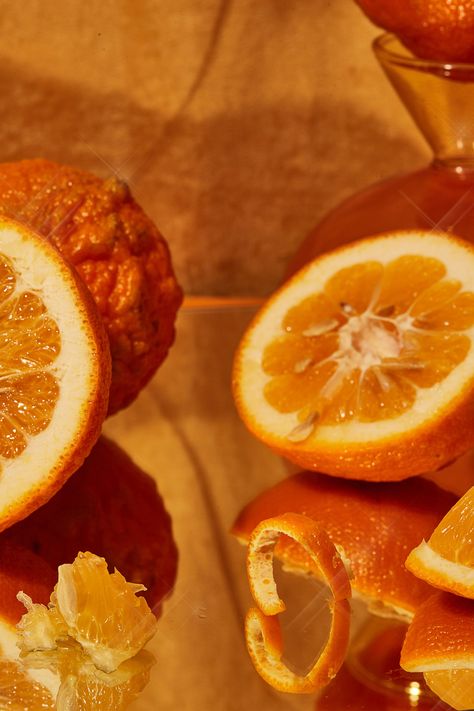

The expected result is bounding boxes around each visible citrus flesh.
[5,436,178,613]
[233,472,457,618]
[406,486,474,599]
[233,231,474,480]
[356,0,474,62]
[245,513,351,694]
[0,158,182,414]
[14,552,157,709]
[401,591,474,710]
[0,217,110,531]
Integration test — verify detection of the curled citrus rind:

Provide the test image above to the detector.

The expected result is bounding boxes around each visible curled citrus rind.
[245,513,351,694]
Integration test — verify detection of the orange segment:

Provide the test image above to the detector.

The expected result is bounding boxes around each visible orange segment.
[406,486,474,598]
[0,217,110,532]
[233,472,457,618]
[233,230,474,480]
[245,513,351,694]
[401,592,474,710]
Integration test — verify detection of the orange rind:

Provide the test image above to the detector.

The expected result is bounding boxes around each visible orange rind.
[0,216,110,532]
[245,513,351,694]
[406,486,474,599]
[401,591,474,710]
[234,472,457,619]
[233,231,474,481]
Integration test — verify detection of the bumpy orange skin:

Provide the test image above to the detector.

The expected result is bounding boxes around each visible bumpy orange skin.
[233,472,457,616]
[5,437,178,615]
[401,591,474,670]
[0,159,182,414]
[356,0,474,63]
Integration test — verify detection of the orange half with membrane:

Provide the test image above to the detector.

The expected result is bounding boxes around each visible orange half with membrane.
[0,217,110,531]
[233,231,474,481]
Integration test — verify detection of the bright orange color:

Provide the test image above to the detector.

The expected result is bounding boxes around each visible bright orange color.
[355,1,474,62]
[233,472,457,617]
[401,592,474,710]
[233,231,474,481]
[0,217,110,532]
[5,436,178,614]
[406,486,474,599]
[245,513,351,694]
[0,158,182,414]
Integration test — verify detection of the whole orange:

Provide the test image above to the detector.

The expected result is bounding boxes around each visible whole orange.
[356,0,474,62]
[0,159,182,414]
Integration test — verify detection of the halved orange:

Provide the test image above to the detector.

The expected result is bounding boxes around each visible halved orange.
[406,486,474,599]
[232,472,457,618]
[233,231,474,481]
[245,513,351,694]
[401,591,474,710]
[0,216,110,531]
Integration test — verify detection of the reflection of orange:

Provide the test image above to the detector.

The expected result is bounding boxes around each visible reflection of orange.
[401,592,474,710]
[233,472,457,617]
[356,0,474,63]
[406,487,474,599]
[0,159,182,414]
[5,437,178,613]
[233,232,474,481]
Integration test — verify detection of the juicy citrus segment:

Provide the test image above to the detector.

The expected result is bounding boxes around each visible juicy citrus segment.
[233,472,456,618]
[245,513,351,694]
[0,218,111,532]
[400,592,474,710]
[233,231,474,480]
[0,658,55,709]
[19,552,157,675]
[406,486,474,598]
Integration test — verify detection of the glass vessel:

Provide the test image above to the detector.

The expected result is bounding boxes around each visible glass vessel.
[290,33,474,275]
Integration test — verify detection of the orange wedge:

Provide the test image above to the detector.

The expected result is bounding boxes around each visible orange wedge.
[401,592,474,710]
[233,472,457,618]
[0,216,110,531]
[245,513,351,694]
[233,231,474,481]
[406,486,474,599]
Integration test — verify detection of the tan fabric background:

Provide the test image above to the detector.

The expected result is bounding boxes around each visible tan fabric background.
[0,0,428,294]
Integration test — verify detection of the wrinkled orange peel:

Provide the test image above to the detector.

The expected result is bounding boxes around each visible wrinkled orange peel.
[245,512,352,694]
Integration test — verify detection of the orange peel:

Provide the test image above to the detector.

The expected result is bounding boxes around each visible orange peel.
[245,513,351,694]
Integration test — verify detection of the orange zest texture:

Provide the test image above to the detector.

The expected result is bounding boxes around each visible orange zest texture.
[406,486,474,599]
[0,217,110,532]
[233,472,456,619]
[245,513,351,694]
[401,591,474,710]
[233,231,474,480]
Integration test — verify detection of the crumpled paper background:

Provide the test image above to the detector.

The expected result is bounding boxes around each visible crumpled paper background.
[0,0,427,294]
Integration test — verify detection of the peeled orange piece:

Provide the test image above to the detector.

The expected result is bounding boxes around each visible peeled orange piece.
[233,472,456,619]
[406,486,474,599]
[0,217,110,531]
[245,513,351,694]
[401,592,474,710]
[233,231,474,481]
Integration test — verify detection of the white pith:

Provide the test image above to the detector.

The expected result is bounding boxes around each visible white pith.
[0,618,60,699]
[237,232,474,445]
[407,540,474,592]
[0,223,100,518]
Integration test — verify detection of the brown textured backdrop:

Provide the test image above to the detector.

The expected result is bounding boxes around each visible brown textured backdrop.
[0,0,428,295]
